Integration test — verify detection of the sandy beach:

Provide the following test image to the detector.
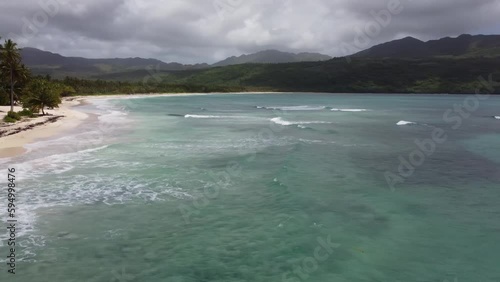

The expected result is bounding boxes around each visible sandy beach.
[0,98,89,158]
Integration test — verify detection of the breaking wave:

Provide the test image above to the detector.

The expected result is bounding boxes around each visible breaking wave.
[397,120,417,126]
[257,105,327,111]
[331,108,368,112]
[271,117,333,126]
[185,115,250,119]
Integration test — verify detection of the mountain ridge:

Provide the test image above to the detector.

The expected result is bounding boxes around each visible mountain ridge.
[20,47,210,78]
[19,34,500,79]
[354,34,500,58]
[212,49,332,66]
[21,47,333,78]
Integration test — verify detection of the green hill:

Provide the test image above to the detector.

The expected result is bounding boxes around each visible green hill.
[354,34,500,58]
[94,57,500,94]
[21,47,210,78]
[212,50,332,66]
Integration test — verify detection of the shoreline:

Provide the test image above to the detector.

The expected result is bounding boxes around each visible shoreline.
[0,93,214,159]
[0,98,89,158]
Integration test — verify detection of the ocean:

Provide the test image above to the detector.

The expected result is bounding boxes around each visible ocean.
[1,93,499,281]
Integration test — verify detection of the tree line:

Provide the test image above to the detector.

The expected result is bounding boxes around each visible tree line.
[1,37,71,122]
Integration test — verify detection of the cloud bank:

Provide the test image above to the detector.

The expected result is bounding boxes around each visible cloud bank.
[0,0,499,63]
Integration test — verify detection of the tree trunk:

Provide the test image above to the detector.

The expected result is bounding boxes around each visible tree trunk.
[10,67,14,113]
[41,104,45,115]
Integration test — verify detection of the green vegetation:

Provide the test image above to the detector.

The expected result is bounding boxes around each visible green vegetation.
[14,56,500,96]
[92,57,500,94]
[56,76,246,95]
[6,111,21,120]
[0,38,29,111]
[23,79,63,115]
[0,37,25,107]
[2,109,36,123]
[1,37,65,119]
[3,111,23,123]
[1,109,35,124]
[3,116,17,123]
[18,108,35,117]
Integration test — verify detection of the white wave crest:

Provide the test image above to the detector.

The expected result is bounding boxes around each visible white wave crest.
[258,105,327,111]
[331,108,368,112]
[298,138,336,144]
[185,115,249,119]
[271,117,332,126]
[397,120,417,126]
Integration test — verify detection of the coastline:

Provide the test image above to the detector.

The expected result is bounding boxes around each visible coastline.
[0,92,256,159]
[0,98,89,158]
[0,92,255,159]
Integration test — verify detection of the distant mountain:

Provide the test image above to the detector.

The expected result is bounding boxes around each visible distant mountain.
[213,50,332,66]
[18,36,500,95]
[21,47,209,78]
[21,47,331,78]
[354,34,500,58]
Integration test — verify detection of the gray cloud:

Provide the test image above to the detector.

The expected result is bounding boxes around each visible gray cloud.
[0,0,499,64]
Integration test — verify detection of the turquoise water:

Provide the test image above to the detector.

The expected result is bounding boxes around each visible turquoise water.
[1,93,500,281]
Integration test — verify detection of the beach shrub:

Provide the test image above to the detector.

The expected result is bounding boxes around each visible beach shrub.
[7,111,21,120]
[59,85,76,97]
[18,108,35,117]
[3,116,17,123]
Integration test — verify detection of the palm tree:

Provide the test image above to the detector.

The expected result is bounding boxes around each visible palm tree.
[0,37,5,104]
[1,39,22,112]
[24,79,62,115]
[12,63,30,100]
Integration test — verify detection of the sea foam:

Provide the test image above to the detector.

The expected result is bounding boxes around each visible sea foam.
[185,114,249,119]
[271,117,332,126]
[258,105,327,111]
[397,120,417,126]
[330,108,368,112]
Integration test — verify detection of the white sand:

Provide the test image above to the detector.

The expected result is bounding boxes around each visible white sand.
[0,99,88,158]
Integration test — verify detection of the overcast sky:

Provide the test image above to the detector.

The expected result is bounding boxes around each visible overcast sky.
[1,0,499,64]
